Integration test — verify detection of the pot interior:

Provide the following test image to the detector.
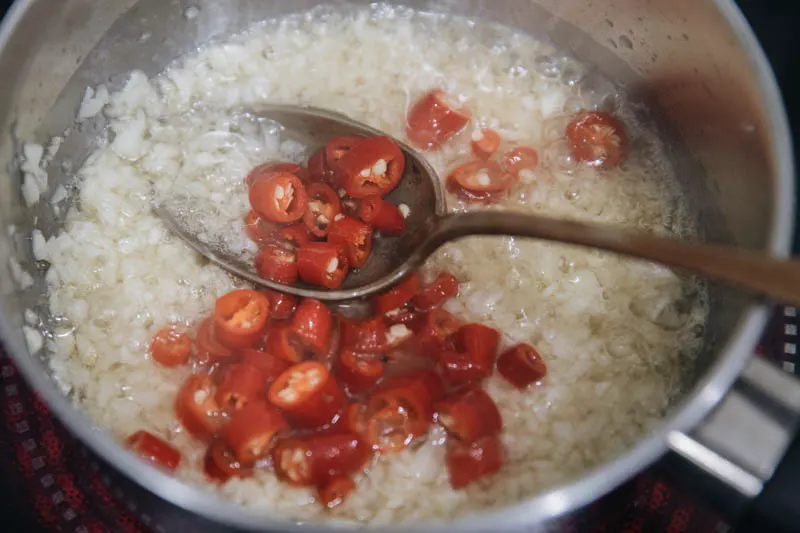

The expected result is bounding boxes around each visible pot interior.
[0,0,790,529]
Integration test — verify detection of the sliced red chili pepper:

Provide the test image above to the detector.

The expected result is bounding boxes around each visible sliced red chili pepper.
[413,273,460,312]
[245,162,309,188]
[435,387,502,443]
[213,289,270,350]
[150,326,191,367]
[203,445,232,483]
[273,430,370,487]
[446,160,515,204]
[325,136,365,187]
[451,323,501,367]
[471,128,501,159]
[503,146,539,178]
[317,475,356,509]
[357,195,406,236]
[566,111,628,169]
[496,344,547,389]
[365,370,444,452]
[289,299,333,356]
[298,242,349,289]
[259,289,298,320]
[126,430,182,472]
[222,400,288,463]
[303,183,342,238]
[338,137,405,198]
[275,223,312,249]
[175,374,224,441]
[335,349,384,395]
[255,243,299,285]
[195,318,238,362]
[340,317,388,354]
[406,89,472,150]
[327,215,373,269]
[374,273,420,315]
[437,323,499,387]
[343,402,369,437]
[268,361,346,429]
[207,438,253,480]
[240,349,290,385]
[265,323,304,364]
[414,309,462,359]
[214,362,267,412]
[249,171,308,224]
[341,198,360,218]
[308,147,333,183]
[437,350,485,388]
[383,307,423,329]
[445,434,505,489]
[244,210,276,245]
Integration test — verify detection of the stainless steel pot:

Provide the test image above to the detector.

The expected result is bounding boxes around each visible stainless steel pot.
[0,1,795,532]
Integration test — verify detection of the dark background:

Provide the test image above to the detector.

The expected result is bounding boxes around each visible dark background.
[0,0,799,531]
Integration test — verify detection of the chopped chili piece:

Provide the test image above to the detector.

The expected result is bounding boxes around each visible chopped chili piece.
[414,309,462,359]
[413,273,460,312]
[566,111,628,169]
[338,136,405,198]
[195,318,237,362]
[437,323,500,387]
[213,289,270,350]
[214,362,267,412]
[357,195,406,236]
[503,146,539,178]
[335,349,384,395]
[127,430,182,472]
[255,243,299,285]
[340,317,388,353]
[325,136,366,187]
[406,89,472,150]
[275,223,312,248]
[273,430,370,486]
[243,210,276,245]
[317,475,357,509]
[149,326,192,367]
[265,323,304,364]
[435,387,502,443]
[446,160,515,204]
[203,445,232,483]
[471,128,501,159]
[222,400,288,463]
[327,215,373,269]
[260,289,298,320]
[308,147,333,183]
[207,438,253,480]
[175,374,224,441]
[240,349,290,385]
[496,344,547,388]
[268,361,346,429]
[304,182,342,238]
[298,242,349,289]
[289,298,333,356]
[245,162,308,188]
[365,370,444,452]
[445,434,505,489]
[249,171,309,224]
[374,273,419,315]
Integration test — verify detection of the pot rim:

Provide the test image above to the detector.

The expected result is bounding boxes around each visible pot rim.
[0,0,794,531]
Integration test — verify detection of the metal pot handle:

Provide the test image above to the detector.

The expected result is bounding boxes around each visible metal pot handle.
[661,356,800,532]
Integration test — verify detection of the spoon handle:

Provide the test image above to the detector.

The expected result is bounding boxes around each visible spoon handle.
[428,211,800,306]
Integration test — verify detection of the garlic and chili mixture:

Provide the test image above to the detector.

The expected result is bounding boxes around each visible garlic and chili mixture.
[41,4,707,525]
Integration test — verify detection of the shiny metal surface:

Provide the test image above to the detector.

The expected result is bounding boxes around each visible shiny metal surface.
[0,0,794,532]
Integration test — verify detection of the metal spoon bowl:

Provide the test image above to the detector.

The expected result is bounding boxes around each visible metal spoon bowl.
[154,105,800,306]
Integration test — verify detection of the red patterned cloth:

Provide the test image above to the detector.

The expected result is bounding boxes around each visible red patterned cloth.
[1,307,788,532]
